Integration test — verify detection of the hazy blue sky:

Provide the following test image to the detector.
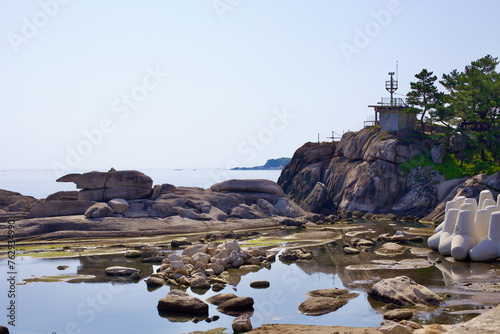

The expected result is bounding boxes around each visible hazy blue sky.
[1,0,500,171]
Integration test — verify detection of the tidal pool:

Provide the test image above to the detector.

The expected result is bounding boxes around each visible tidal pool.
[2,220,500,334]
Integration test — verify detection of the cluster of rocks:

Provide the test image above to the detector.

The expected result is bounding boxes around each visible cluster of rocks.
[147,240,275,290]
[20,170,305,223]
[278,127,500,221]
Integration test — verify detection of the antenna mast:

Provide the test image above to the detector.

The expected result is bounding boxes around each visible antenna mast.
[385,71,398,106]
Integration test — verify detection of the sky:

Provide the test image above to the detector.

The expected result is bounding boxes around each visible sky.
[1,0,500,171]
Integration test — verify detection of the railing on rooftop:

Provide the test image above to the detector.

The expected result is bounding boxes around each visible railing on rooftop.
[378,97,408,107]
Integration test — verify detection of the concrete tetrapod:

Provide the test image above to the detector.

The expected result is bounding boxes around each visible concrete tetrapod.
[450,210,476,261]
[435,200,461,233]
[479,190,494,210]
[482,199,497,210]
[469,212,500,261]
[475,209,492,242]
[436,209,460,256]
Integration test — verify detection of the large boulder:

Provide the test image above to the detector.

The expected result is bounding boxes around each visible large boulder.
[431,144,446,164]
[157,290,208,315]
[79,186,152,202]
[108,198,129,214]
[211,179,285,197]
[368,276,442,306]
[232,314,252,333]
[57,170,153,190]
[29,200,96,218]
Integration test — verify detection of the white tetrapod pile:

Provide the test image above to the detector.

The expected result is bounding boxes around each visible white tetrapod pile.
[427,190,500,261]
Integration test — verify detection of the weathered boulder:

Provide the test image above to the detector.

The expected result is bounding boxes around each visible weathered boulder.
[300,182,327,212]
[84,203,114,218]
[45,191,79,201]
[29,200,96,218]
[369,276,442,306]
[484,171,500,192]
[211,179,285,197]
[431,144,446,164]
[57,170,153,189]
[157,290,208,315]
[105,266,140,276]
[232,314,252,333]
[108,198,129,214]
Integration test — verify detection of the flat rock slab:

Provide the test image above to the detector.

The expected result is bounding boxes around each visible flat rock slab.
[369,276,442,306]
[448,303,500,333]
[211,179,285,197]
[105,266,140,276]
[298,289,359,316]
[157,290,208,315]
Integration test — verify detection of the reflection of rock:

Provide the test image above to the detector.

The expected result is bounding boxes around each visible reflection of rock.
[105,266,140,276]
[369,276,442,306]
[376,242,407,256]
[157,290,208,315]
[298,289,359,316]
[250,281,270,289]
[232,314,252,333]
[216,296,254,316]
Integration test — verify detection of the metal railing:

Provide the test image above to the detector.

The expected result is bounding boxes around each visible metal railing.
[378,97,408,107]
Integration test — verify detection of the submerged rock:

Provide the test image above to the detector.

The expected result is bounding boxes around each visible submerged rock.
[298,289,359,316]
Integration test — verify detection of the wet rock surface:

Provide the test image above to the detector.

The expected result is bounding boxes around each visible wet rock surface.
[369,276,442,306]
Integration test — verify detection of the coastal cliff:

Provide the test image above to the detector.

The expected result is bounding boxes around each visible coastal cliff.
[278,128,500,221]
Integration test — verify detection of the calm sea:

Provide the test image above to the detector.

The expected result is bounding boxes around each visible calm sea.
[0,169,282,199]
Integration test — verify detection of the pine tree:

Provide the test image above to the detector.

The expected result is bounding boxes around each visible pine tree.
[406,69,439,133]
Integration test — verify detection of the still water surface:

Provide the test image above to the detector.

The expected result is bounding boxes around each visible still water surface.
[3,222,500,334]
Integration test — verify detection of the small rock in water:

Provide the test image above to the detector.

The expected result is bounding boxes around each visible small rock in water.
[250,280,270,289]
[57,265,69,270]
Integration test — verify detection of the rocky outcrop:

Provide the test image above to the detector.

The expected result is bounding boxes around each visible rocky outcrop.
[84,203,114,218]
[278,128,500,219]
[278,129,429,215]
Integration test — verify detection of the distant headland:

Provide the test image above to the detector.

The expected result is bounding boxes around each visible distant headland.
[230,157,291,171]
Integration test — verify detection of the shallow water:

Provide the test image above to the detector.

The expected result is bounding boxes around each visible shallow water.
[3,220,500,333]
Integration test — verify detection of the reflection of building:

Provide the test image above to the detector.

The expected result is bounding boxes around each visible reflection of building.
[366,72,415,131]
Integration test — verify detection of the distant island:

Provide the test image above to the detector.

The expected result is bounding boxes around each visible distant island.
[231,157,291,170]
